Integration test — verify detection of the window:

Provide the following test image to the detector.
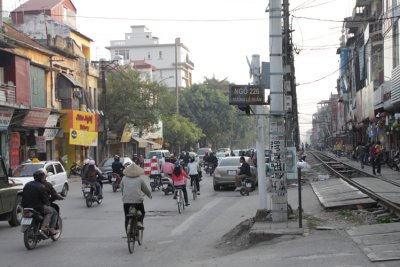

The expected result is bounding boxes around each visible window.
[147,52,151,60]
[158,51,163,59]
[394,21,399,68]
[46,164,55,175]
[115,50,129,60]
[54,163,64,174]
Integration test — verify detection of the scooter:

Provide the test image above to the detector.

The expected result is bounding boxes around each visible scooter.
[111,173,122,192]
[161,173,175,195]
[149,174,162,191]
[68,161,82,178]
[391,150,400,171]
[239,177,255,196]
[82,181,102,207]
[21,202,62,250]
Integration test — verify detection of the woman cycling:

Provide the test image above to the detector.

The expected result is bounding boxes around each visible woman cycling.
[187,156,200,195]
[172,161,190,206]
[121,163,152,231]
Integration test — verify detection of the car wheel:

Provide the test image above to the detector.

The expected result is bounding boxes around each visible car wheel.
[8,195,23,227]
[61,184,69,197]
[213,185,220,191]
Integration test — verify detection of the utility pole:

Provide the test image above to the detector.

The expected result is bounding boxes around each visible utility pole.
[100,59,107,160]
[251,55,267,210]
[268,0,287,222]
[175,38,179,114]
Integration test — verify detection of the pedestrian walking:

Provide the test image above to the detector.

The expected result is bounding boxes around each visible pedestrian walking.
[369,141,377,175]
[374,141,382,175]
[355,142,366,169]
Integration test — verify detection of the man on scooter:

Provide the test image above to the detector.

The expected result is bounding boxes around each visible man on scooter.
[234,156,251,191]
[112,155,125,179]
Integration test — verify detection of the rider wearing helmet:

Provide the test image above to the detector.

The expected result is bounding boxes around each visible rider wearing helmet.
[21,169,59,235]
[112,155,125,178]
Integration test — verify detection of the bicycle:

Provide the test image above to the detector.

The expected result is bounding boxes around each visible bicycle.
[126,206,143,254]
[175,188,185,214]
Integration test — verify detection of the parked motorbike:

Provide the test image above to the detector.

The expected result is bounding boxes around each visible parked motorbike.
[68,161,82,178]
[239,177,255,196]
[82,181,102,207]
[389,150,400,171]
[111,173,122,192]
[21,202,62,250]
[161,173,175,195]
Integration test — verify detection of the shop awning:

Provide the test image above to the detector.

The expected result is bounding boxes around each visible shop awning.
[132,137,148,148]
[60,73,83,88]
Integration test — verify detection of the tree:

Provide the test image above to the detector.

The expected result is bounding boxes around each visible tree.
[99,66,163,134]
[163,114,203,153]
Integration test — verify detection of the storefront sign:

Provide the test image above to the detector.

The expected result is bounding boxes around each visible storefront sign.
[10,132,20,168]
[71,110,98,132]
[21,108,50,128]
[0,108,13,131]
[45,114,59,127]
[43,129,59,141]
[69,128,98,146]
[35,136,46,153]
[121,123,134,142]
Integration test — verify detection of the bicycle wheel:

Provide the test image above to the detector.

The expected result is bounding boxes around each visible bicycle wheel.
[137,229,143,246]
[192,183,197,200]
[177,193,181,214]
[127,219,136,254]
[181,191,185,211]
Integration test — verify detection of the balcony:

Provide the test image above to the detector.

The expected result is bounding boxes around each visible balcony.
[0,82,16,104]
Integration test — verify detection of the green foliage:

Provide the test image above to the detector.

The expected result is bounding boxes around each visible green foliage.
[99,66,163,134]
[163,114,203,152]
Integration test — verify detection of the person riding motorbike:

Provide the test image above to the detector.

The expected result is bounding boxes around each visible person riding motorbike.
[80,158,90,182]
[234,156,252,191]
[161,158,175,177]
[112,155,125,179]
[207,153,218,174]
[121,163,152,231]
[21,169,59,235]
[85,160,103,199]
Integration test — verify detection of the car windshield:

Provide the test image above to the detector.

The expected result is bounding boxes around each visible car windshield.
[148,151,161,159]
[197,149,210,156]
[219,158,241,167]
[100,158,114,167]
[13,163,45,177]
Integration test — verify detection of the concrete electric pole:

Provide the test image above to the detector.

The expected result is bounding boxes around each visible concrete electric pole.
[268,0,288,222]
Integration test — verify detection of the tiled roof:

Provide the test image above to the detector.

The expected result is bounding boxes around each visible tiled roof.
[13,0,71,12]
[2,23,55,55]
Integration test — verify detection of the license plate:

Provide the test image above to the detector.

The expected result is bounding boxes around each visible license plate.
[83,187,91,192]
[228,170,236,175]
[246,183,252,187]
[162,184,168,189]
[111,177,116,182]
[21,217,32,225]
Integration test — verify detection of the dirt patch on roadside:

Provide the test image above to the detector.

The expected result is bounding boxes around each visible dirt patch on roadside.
[215,217,255,253]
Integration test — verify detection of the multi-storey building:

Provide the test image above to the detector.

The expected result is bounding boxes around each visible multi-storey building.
[107,25,194,89]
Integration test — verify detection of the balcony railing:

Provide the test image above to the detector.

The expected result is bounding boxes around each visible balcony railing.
[0,82,16,104]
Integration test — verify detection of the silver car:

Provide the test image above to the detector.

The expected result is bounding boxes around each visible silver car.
[212,156,257,191]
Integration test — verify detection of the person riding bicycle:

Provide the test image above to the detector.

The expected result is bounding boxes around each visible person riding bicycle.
[121,163,152,231]
[187,156,201,195]
[172,161,190,206]
[234,156,251,191]
[112,155,125,179]
[21,169,59,235]
[85,160,103,199]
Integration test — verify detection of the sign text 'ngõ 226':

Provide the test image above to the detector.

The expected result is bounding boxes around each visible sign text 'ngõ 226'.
[229,85,265,105]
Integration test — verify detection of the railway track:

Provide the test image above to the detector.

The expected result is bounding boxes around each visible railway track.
[309,151,400,217]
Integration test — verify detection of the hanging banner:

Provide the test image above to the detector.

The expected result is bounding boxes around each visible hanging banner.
[121,123,134,142]
[69,128,98,146]
[43,129,59,141]
[0,108,13,131]
[35,136,46,153]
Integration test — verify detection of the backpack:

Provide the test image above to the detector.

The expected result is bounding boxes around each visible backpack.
[375,145,381,159]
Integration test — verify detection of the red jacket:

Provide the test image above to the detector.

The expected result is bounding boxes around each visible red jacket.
[172,169,189,186]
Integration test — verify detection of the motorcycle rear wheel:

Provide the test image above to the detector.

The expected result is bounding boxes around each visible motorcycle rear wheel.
[86,193,93,208]
[24,224,38,250]
[239,188,248,196]
[112,182,118,192]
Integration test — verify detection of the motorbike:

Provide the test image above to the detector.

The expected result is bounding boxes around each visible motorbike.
[204,162,210,174]
[82,181,102,207]
[389,150,400,171]
[239,177,255,196]
[111,173,122,192]
[149,174,162,191]
[68,161,82,178]
[161,173,175,195]
[21,202,62,250]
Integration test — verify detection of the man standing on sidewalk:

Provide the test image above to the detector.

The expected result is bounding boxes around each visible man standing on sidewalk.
[374,141,382,175]
[369,141,377,175]
[355,142,366,169]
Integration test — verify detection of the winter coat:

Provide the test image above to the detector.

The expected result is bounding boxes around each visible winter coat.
[172,168,189,186]
[121,164,151,204]
[21,180,48,213]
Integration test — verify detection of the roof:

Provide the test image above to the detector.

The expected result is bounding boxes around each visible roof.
[13,0,76,13]
[130,60,157,71]
[1,23,55,56]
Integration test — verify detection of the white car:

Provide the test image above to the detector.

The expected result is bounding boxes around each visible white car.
[10,161,69,197]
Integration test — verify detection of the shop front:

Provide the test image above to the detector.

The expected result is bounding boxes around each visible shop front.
[60,110,98,172]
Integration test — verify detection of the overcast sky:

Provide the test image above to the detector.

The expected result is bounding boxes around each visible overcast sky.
[3,0,356,141]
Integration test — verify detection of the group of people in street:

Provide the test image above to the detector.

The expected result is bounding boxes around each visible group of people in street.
[354,140,383,175]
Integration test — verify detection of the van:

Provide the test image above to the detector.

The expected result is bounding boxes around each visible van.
[146,150,171,166]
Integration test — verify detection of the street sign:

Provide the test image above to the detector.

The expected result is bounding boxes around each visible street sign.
[229,85,265,105]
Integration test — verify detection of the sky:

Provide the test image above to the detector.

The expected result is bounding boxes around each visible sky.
[3,0,356,142]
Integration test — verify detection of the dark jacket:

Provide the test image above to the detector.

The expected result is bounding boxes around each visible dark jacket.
[21,180,49,213]
[112,161,125,177]
[43,181,63,203]
[238,161,251,176]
